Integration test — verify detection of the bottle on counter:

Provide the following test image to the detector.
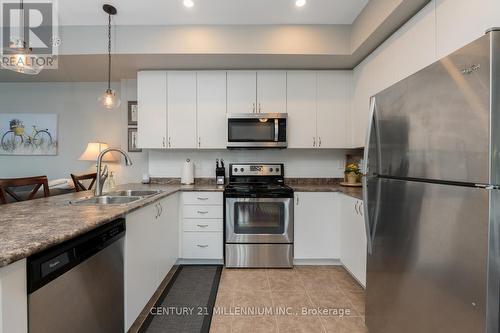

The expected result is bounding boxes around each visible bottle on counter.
[108,171,116,190]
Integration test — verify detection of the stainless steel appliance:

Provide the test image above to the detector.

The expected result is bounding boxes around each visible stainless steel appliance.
[225,163,294,267]
[363,29,500,333]
[227,113,287,148]
[28,219,125,333]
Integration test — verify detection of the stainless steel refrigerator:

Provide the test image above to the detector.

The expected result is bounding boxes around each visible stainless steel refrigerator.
[362,28,500,333]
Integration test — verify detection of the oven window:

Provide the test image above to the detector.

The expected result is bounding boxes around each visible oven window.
[228,119,275,142]
[234,202,285,234]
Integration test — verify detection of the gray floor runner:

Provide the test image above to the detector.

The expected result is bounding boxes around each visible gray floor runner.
[140,265,222,333]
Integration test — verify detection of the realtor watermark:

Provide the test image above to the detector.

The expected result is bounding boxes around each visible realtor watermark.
[1,0,59,70]
[150,306,353,317]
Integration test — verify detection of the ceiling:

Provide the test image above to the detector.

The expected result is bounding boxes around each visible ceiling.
[55,0,369,26]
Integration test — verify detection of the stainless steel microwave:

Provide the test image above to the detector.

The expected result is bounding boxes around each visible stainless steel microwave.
[227,113,287,148]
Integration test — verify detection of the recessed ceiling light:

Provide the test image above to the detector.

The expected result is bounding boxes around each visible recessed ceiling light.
[295,0,306,7]
[183,0,194,8]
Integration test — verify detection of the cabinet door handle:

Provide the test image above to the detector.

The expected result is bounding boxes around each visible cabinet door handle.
[198,137,201,148]
[313,137,316,147]
[197,224,209,228]
[359,202,363,216]
[197,197,209,201]
[355,202,359,215]
[159,202,163,217]
[155,204,159,219]
[162,137,166,148]
[197,210,209,214]
[197,244,209,248]
[252,103,256,113]
[258,103,262,113]
[319,137,322,147]
[168,137,171,148]
[296,196,299,205]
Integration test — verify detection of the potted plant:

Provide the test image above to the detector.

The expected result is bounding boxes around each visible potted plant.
[345,163,361,184]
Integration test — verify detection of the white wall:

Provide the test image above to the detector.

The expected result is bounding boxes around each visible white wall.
[0,80,148,184]
[351,0,500,147]
[149,149,348,179]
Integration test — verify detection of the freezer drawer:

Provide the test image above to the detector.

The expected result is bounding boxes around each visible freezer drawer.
[365,178,488,333]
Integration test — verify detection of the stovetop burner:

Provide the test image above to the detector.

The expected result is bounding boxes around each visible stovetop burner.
[224,163,293,197]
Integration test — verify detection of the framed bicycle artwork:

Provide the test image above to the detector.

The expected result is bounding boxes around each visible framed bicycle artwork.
[0,113,58,155]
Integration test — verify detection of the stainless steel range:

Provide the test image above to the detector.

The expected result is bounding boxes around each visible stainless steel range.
[224,163,294,268]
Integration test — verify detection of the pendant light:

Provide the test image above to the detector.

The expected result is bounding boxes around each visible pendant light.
[98,4,121,110]
[3,0,43,75]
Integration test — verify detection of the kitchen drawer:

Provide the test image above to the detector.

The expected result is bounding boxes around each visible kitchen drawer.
[182,232,223,259]
[183,219,223,232]
[183,205,223,219]
[183,192,223,206]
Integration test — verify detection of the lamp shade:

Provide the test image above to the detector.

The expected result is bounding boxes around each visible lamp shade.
[79,142,116,161]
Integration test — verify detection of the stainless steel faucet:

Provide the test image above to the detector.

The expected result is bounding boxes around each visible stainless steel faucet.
[94,147,133,196]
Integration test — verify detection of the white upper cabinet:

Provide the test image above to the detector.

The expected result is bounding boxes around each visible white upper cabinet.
[167,71,197,149]
[287,71,317,148]
[138,69,352,149]
[137,71,167,149]
[227,71,257,114]
[256,71,287,114]
[197,71,227,149]
[317,71,351,148]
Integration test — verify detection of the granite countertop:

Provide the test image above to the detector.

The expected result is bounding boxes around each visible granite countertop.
[0,183,223,268]
[284,178,363,200]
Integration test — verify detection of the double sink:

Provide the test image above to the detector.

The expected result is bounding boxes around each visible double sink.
[71,190,163,206]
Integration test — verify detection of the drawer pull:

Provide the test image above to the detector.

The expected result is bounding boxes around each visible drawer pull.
[197,197,209,200]
[197,244,209,248]
[197,211,209,214]
[197,224,209,228]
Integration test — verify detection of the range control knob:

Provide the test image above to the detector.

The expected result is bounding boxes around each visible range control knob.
[276,168,280,173]
[270,168,274,172]
[233,168,238,172]
[240,168,244,172]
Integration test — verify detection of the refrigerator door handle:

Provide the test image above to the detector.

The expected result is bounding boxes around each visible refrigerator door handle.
[363,97,377,255]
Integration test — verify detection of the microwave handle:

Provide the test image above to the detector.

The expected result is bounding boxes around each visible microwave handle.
[274,119,279,142]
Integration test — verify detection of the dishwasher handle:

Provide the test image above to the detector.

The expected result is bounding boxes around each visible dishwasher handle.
[27,219,125,294]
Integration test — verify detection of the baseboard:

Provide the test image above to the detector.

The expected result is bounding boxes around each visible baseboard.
[293,258,342,265]
[176,259,224,265]
[340,262,366,289]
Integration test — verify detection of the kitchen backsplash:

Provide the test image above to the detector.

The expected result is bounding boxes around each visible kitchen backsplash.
[148,149,351,179]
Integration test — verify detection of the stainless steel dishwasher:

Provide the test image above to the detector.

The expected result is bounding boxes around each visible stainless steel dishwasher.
[27,219,125,333]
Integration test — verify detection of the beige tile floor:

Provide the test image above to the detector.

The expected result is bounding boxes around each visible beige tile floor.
[210,266,367,333]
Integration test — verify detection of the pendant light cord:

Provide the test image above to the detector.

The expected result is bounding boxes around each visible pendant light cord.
[107,13,112,90]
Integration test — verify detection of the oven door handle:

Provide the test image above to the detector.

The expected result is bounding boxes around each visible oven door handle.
[274,119,279,142]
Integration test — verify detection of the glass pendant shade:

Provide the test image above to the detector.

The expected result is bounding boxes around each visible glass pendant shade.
[3,42,43,75]
[98,88,121,110]
[99,5,120,110]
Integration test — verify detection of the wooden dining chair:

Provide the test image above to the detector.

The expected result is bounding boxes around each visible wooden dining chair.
[71,172,98,192]
[0,176,50,204]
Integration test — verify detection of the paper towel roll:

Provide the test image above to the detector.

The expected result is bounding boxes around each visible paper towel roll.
[181,158,194,185]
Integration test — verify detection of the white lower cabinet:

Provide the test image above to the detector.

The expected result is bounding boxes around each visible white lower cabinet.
[0,259,27,333]
[125,194,179,331]
[180,192,223,260]
[293,191,367,288]
[294,192,340,260]
[339,195,367,287]
[182,233,223,259]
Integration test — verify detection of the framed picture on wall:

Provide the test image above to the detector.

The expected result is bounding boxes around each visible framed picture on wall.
[128,128,141,152]
[0,113,58,155]
[128,101,138,126]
